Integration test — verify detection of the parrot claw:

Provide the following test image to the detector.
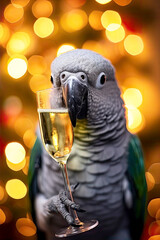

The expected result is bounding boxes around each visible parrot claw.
[43,184,85,225]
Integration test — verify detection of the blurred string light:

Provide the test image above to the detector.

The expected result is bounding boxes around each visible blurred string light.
[5,142,26,171]
[32,0,53,18]
[156,209,160,221]
[148,236,160,240]
[0,209,6,225]
[57,44,76,56]
[33,17,54,38]
[105,25,125,43]
[0,182,8,204]
[22,156,30,175]
[145,172,155,192]
[113,0,132,6]
[95,0,112,4]
[60,9,88,33]
[148,163,160,184]
[14,116,35,137]
[3,96,22,117]
[101,10,121,31]
[82,40,105,56]
[29,74,51,93]
[7,55,28,79]
[148,222,160,237]
[89,11,104,31]
[5,179,27,199]
[124,34,144,55]
[4,4,24,23]
[23,129,36,148]
[16,218,37,237]
[28,55,47,75]
[0,23,10,46]
[122,88,144,133]
[11,0,30,7]
[123,88,143,108]
[148,199,160,218]
[66,0,86,7]
[7,32,31,56]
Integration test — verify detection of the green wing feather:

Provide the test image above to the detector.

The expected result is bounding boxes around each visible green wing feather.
[127,134,147,240]
[28,137,42,221]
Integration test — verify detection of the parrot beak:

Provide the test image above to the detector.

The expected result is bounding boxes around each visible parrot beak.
[62,77,88,127]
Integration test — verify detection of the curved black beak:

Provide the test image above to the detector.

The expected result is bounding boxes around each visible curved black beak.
[62,77,88,127]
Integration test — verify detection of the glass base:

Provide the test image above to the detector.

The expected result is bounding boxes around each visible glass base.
[55,220,99,238]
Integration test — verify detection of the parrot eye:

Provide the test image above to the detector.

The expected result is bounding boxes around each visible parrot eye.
[50,75,53,84]
[96,72,106,88]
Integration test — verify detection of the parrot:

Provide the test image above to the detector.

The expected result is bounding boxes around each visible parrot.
[28,49,147,240]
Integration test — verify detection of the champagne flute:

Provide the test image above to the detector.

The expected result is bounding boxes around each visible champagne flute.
[37,87,98,238]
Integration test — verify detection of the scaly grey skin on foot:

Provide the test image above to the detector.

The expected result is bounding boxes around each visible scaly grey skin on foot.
[29,49,147,240]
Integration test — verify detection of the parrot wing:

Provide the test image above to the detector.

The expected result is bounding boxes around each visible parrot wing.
[28,137,46,239]
[127,134,147,240]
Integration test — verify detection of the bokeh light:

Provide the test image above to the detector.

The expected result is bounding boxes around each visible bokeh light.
[126,108,144,132]
[5,142,26,171]
[105,25,125,43]
[148,235,160,240]
[7,32,31,56]
[7,56,28,79]
[89,11,104,31]
[5,179,27,199]
[16,218,37,236]
[61,9,88,32]
[23,129,36,148]
[14,116,35,137]
[124,34,144,55]
[66,0,86,7]
[82,40,106,56]
[0,23,10,46]
[29,74,51,92]
[3,96,22,117]
[57,44,76,57]
[95,0,112,4]
[148,221,160,236]
[33,17,54,38]
[32,0,53,18]
[101,10,121,31]
[145,172,155,192]
[148,199,160,218]
[148,163,160,184]
[0,209,6,225]
[4,4,24,23]
[0,182,8,204]
[11,0,30,7]
[113,0,132,6]
[28,55,47,75]
[123,88,143,108]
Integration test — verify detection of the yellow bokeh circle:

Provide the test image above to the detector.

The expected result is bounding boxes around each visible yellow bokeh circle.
[33,17,54,38]
[32,0,53,18]
[16,218,37,236]
[57,44,76,57]
[4,4,24,23]
[124,35,144,56]
[5,179,27,199]
[101,10,121,31]
[105,25,125,43]
[5,142,26,164]
[7,55,28,79]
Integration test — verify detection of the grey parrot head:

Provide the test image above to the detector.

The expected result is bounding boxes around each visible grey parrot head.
[51,49,124,127]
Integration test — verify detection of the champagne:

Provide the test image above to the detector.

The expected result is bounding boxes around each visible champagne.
[38,109,73,165]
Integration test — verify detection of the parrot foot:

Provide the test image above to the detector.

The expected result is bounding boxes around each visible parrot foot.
[44,184,85,225]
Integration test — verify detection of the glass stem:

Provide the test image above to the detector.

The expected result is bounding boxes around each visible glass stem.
[60,163,81,226]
